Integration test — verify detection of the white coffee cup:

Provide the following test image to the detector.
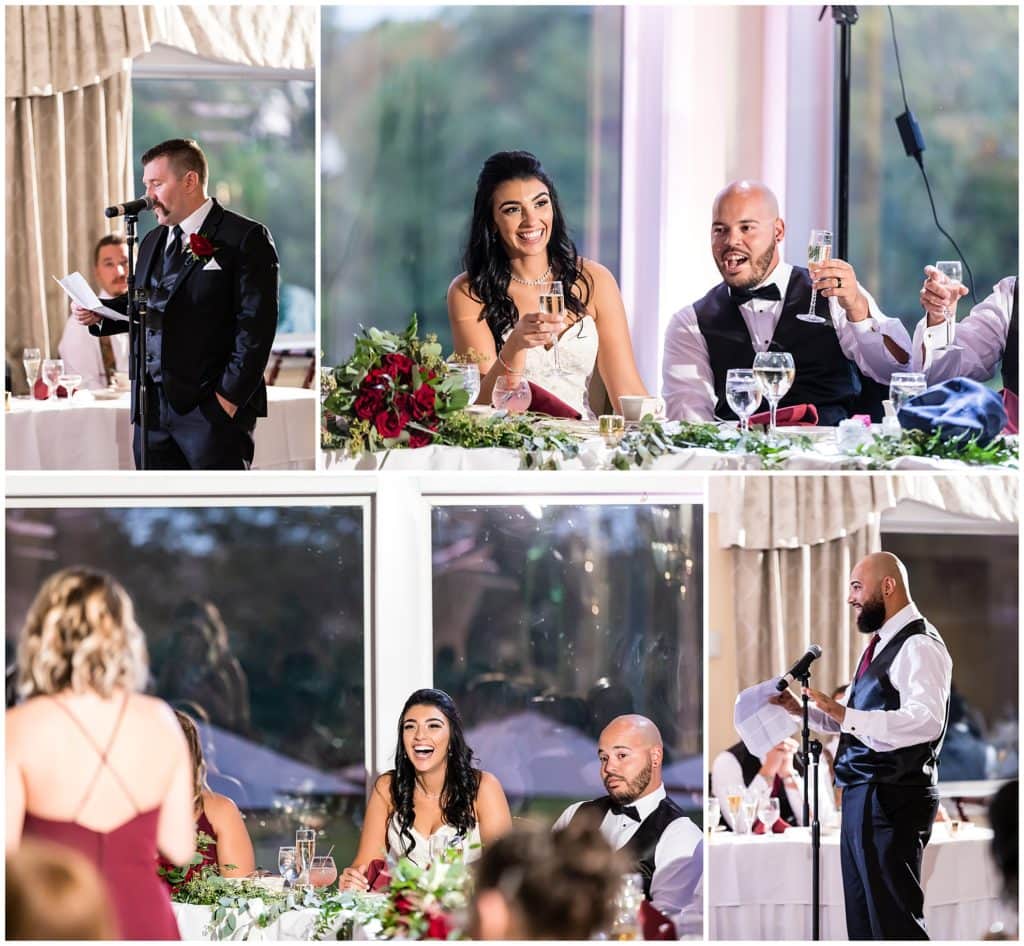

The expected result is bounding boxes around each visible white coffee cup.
[619,395,665,422]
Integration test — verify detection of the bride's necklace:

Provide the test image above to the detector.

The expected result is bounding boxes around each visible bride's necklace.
[415,783,441,800]
[510,265,552,287]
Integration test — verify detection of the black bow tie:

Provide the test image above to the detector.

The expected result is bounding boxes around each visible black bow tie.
[610,801,641,822]
[730,283,782,305]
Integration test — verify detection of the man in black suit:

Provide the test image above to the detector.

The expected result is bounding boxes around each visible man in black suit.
[74,138,278,469]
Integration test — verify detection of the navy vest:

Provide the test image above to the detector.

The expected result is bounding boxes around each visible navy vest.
[570,794,686,899]
[693,267,861,426]
[143,233,182,383]
[1002,278,1018,395]
[834,619,949,788]
[724,742,799,828]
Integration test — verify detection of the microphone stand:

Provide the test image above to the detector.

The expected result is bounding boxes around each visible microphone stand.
[796,668,823,941]
[124,213,149,470]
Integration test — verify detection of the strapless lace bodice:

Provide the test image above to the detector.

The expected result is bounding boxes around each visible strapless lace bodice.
[504,315,599,418]
[385,819,482,867]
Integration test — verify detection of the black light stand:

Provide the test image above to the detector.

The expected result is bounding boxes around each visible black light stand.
[797,668,824,941]
[123,214,149,470]
[820,6,860,261]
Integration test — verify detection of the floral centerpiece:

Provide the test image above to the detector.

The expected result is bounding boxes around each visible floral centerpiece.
[369,852,471,940]
[322,315,470,455]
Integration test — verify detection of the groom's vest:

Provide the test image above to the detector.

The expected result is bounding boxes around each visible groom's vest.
[569,794,686,899]
[693,267,861,426]
[143,232,181,384]
[834,619,950,789]
[1002,278,1018,395]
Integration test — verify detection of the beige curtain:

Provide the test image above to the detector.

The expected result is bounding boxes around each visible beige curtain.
[5,5,315,388]
[717,474,1018,691]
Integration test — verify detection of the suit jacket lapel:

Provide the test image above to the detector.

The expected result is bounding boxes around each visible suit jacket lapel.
[164,200,226,308]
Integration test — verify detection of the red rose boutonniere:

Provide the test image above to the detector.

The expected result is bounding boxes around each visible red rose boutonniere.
[186,233,216,263]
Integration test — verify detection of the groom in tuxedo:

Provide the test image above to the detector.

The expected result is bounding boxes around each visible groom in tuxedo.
[552,714,703,937]
[75,138,278,469]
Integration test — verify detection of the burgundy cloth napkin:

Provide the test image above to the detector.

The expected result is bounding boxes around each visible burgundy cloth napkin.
[32,379,67,398]
[526,382,582,420]
[750,403,819,427]
[1002,388,1018,434]
[366,858,391,892]
[640,900,677,940]
[752,818,789,835]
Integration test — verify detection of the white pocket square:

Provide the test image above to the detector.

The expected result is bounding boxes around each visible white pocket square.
[203,258,222,271]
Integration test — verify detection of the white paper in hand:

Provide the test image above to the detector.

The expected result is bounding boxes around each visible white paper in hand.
[733,679,799,759]
[53,272,127,321]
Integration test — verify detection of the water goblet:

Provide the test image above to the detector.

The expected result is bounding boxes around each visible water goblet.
[800,229,833,323]
[309,855,338,890]
[447,361,481,405]
[889,371,927,417]
[41,358,64,401]
[491,373,532,414]
[752,351,795,436]
[934,260,964,352]
[725,368,761,435]
[22,348,41,396]
[278,846,298,890]
[58,372,82,403]
[757,797,781,834]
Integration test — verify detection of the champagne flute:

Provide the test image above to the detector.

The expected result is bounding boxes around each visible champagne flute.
[726,787,743,832]
[725,368,761,435]
[278,846,298,890]
[539,280,566,373]
[889,371,927,417]
[22,348,41,397]
[934,260,964,351]
[752,351,795,436]
[741,796,758,834]
[800,229,832,324]
[41,358,64,401]
[758,797,781,834]
[491,373,532,414]
[706,797,721,835]
[295,828,316,891]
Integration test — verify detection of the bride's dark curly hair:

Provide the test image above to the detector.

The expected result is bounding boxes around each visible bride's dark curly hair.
[389,688,481,857]
[462,151,592,351]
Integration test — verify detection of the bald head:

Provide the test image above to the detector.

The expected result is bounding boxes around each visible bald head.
[848,552,912,633]
[712,180,780,220]
[710,181,785,289]
[598,715,663,803]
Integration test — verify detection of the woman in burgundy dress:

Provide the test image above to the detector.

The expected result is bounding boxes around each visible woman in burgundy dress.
[6,567,195,939]
[158,710,255,890]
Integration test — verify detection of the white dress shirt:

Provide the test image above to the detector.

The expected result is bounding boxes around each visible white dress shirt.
[58,291,130,390]
[912,275,1016,384]
[552,785,703,937]
[803,603,952,752]
[662,262,912,422]
[710,749,835,830]
[166,197,215,252]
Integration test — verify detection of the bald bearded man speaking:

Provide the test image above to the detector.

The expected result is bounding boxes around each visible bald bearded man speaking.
[552,714,703,937]
[775,553,952,940]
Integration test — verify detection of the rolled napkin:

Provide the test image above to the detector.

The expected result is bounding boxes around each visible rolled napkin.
[32,379,68,398]
[366,858,391,892]
[752,818,789,835]
[1002,388,1018,435]
[750,403,819,427]
[897,377,1007,446]
[640,900,676,940]
[526,382,582,420]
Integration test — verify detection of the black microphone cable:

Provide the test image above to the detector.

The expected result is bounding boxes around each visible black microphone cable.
[888,6,978,305]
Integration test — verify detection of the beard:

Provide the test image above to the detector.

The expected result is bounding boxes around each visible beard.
[717,241,778,290]
[856,591,887,634]
[604,756,653,805]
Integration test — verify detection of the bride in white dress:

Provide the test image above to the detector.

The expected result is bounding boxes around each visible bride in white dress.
[339,689,511,889]
[448,151,650,419]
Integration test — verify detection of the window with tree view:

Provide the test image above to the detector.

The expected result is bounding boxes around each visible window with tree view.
[321,6,623,364]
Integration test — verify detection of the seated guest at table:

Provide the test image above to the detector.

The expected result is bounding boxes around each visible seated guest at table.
[774,551,952,941]
[58,234,131,391]
[6,838,118,939]
[340,688,511,889]
[471,817,625,940]
[448,150,649,418]
[73,137,279,470]
[6,567,195,939]
[552,714,703,937]
[662,181,911,426]
[710,736,836,831]
[938,685,996,782]
[157,710,255,888]
[987,779,1018,939]
[912,270,1017,431]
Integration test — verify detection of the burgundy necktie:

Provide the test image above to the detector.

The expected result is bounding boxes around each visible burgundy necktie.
[854,633,880,681]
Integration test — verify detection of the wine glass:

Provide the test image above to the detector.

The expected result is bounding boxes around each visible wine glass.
[800,229,833,323]
[491,373,532,414]
[706,797,721,835]
[309,855,338,890]
[725,368,761,435]
[539,280,566,373]
[41,358,64,401]
[295,828,316,890]
[889,371,927,417]
[447,362,480,405]
[757,797,781,834]
[58,372,82,404]
[934,260,964,351]
[752,351,795,436]
[22,348,41,397]
[278,846,298,890]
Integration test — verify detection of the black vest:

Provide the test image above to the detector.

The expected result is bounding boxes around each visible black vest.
[724,742,799,827]
[834,619,949,788]
[570,794,686,899]
[693,267,861,426]
[143,233,182,383]
[1002,278,1018,395]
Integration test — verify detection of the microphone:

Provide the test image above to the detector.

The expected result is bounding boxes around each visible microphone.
[104,196,154,218]
[776,645,822,691]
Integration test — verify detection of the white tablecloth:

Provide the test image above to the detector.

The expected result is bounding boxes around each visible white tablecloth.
[6,387,316,470]
[709,823,1004,940]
